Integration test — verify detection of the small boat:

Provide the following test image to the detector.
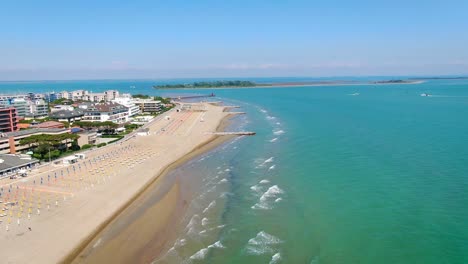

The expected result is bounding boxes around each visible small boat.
[348,93,360,96]
[420,93,431,97]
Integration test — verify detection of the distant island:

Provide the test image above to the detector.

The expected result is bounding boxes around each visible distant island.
[154,80,260,89]
[373,79,420,84]
[153,79,427,89]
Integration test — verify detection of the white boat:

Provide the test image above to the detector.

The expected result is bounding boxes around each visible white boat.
[420,93,431,97]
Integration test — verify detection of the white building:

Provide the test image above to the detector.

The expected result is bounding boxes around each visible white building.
[29,99,49,117]
[83,102,129,123]
[132,98,162,113]
[71,90,89,101]
[112,97,140,117]
[51,105,74,113]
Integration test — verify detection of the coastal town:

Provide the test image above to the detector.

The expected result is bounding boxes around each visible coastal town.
[0,87,241,263]
[0,90,174,176]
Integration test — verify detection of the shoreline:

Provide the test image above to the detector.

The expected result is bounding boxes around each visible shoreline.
[64,111,236,263]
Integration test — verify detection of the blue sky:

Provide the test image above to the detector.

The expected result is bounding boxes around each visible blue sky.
[1,0,468,80]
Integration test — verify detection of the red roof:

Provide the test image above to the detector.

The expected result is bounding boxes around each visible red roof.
[34,121,65,129]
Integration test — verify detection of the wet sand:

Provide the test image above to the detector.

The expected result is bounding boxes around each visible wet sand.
[0,103,237,264]
[68,119,235,263]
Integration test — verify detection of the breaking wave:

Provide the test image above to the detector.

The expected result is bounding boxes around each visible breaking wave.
[245,231,282,255]
[188,241,225,261]
[252,185,284,210]
[202,200,216,214]
[273,130,285,135]
[270,252,282,264]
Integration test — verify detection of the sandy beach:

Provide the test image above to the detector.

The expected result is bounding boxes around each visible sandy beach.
[0,103,236,264]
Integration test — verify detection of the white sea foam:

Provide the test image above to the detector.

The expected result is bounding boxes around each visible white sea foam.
[208,240,225,249]
[259,179,270,184]
[174,238,187,248]
[273,130,285,135]
[268,165,276,170]
[269,138,278,142]
[189,248,209,260]
[264,157,274,163]
[202,217,209,226]
[260,109,268,113]
[186,214,200,231]
[275,198,282,203]
[266,115,276,120]
[219,192,232,198]
[218,178,228,184]
[262,185,284,198]
[270,252,282,264]
[188,241,225,261]
[276,122,281,125]
[250,185,263,193]
[252,185,284,210]
[245,231,282,255]
[199,230,207,235]
[225,168,231,172]
[203,200,216,214]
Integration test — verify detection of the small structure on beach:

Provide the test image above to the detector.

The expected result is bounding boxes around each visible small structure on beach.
[62,156,79,165]
[136,128,150,136]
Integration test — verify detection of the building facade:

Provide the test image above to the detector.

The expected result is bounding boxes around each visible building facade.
[133,99,162,113]
[0,128,70,154]
[112,97,141,117]
[83,102,129,123]
[29,99,49,117]
[0,107,18,133]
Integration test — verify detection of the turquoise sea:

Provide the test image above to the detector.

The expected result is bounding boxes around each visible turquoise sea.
[1,78,468,263]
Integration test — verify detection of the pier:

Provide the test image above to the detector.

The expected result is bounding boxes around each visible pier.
[170,93,215,100]
[207,132,256,136]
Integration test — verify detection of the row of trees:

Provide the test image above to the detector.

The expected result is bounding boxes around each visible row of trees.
[154,80,257,89]
[132,94,172,104]
[19,133,80,160]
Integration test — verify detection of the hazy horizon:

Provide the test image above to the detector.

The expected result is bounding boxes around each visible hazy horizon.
[2,0,468,80]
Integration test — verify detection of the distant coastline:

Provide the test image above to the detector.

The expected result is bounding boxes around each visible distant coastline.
[153,79,425,89]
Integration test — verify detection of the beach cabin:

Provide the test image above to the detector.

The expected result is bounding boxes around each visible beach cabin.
[63,156,79,165]
[75,153,86,160]
[136,128,150,136]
